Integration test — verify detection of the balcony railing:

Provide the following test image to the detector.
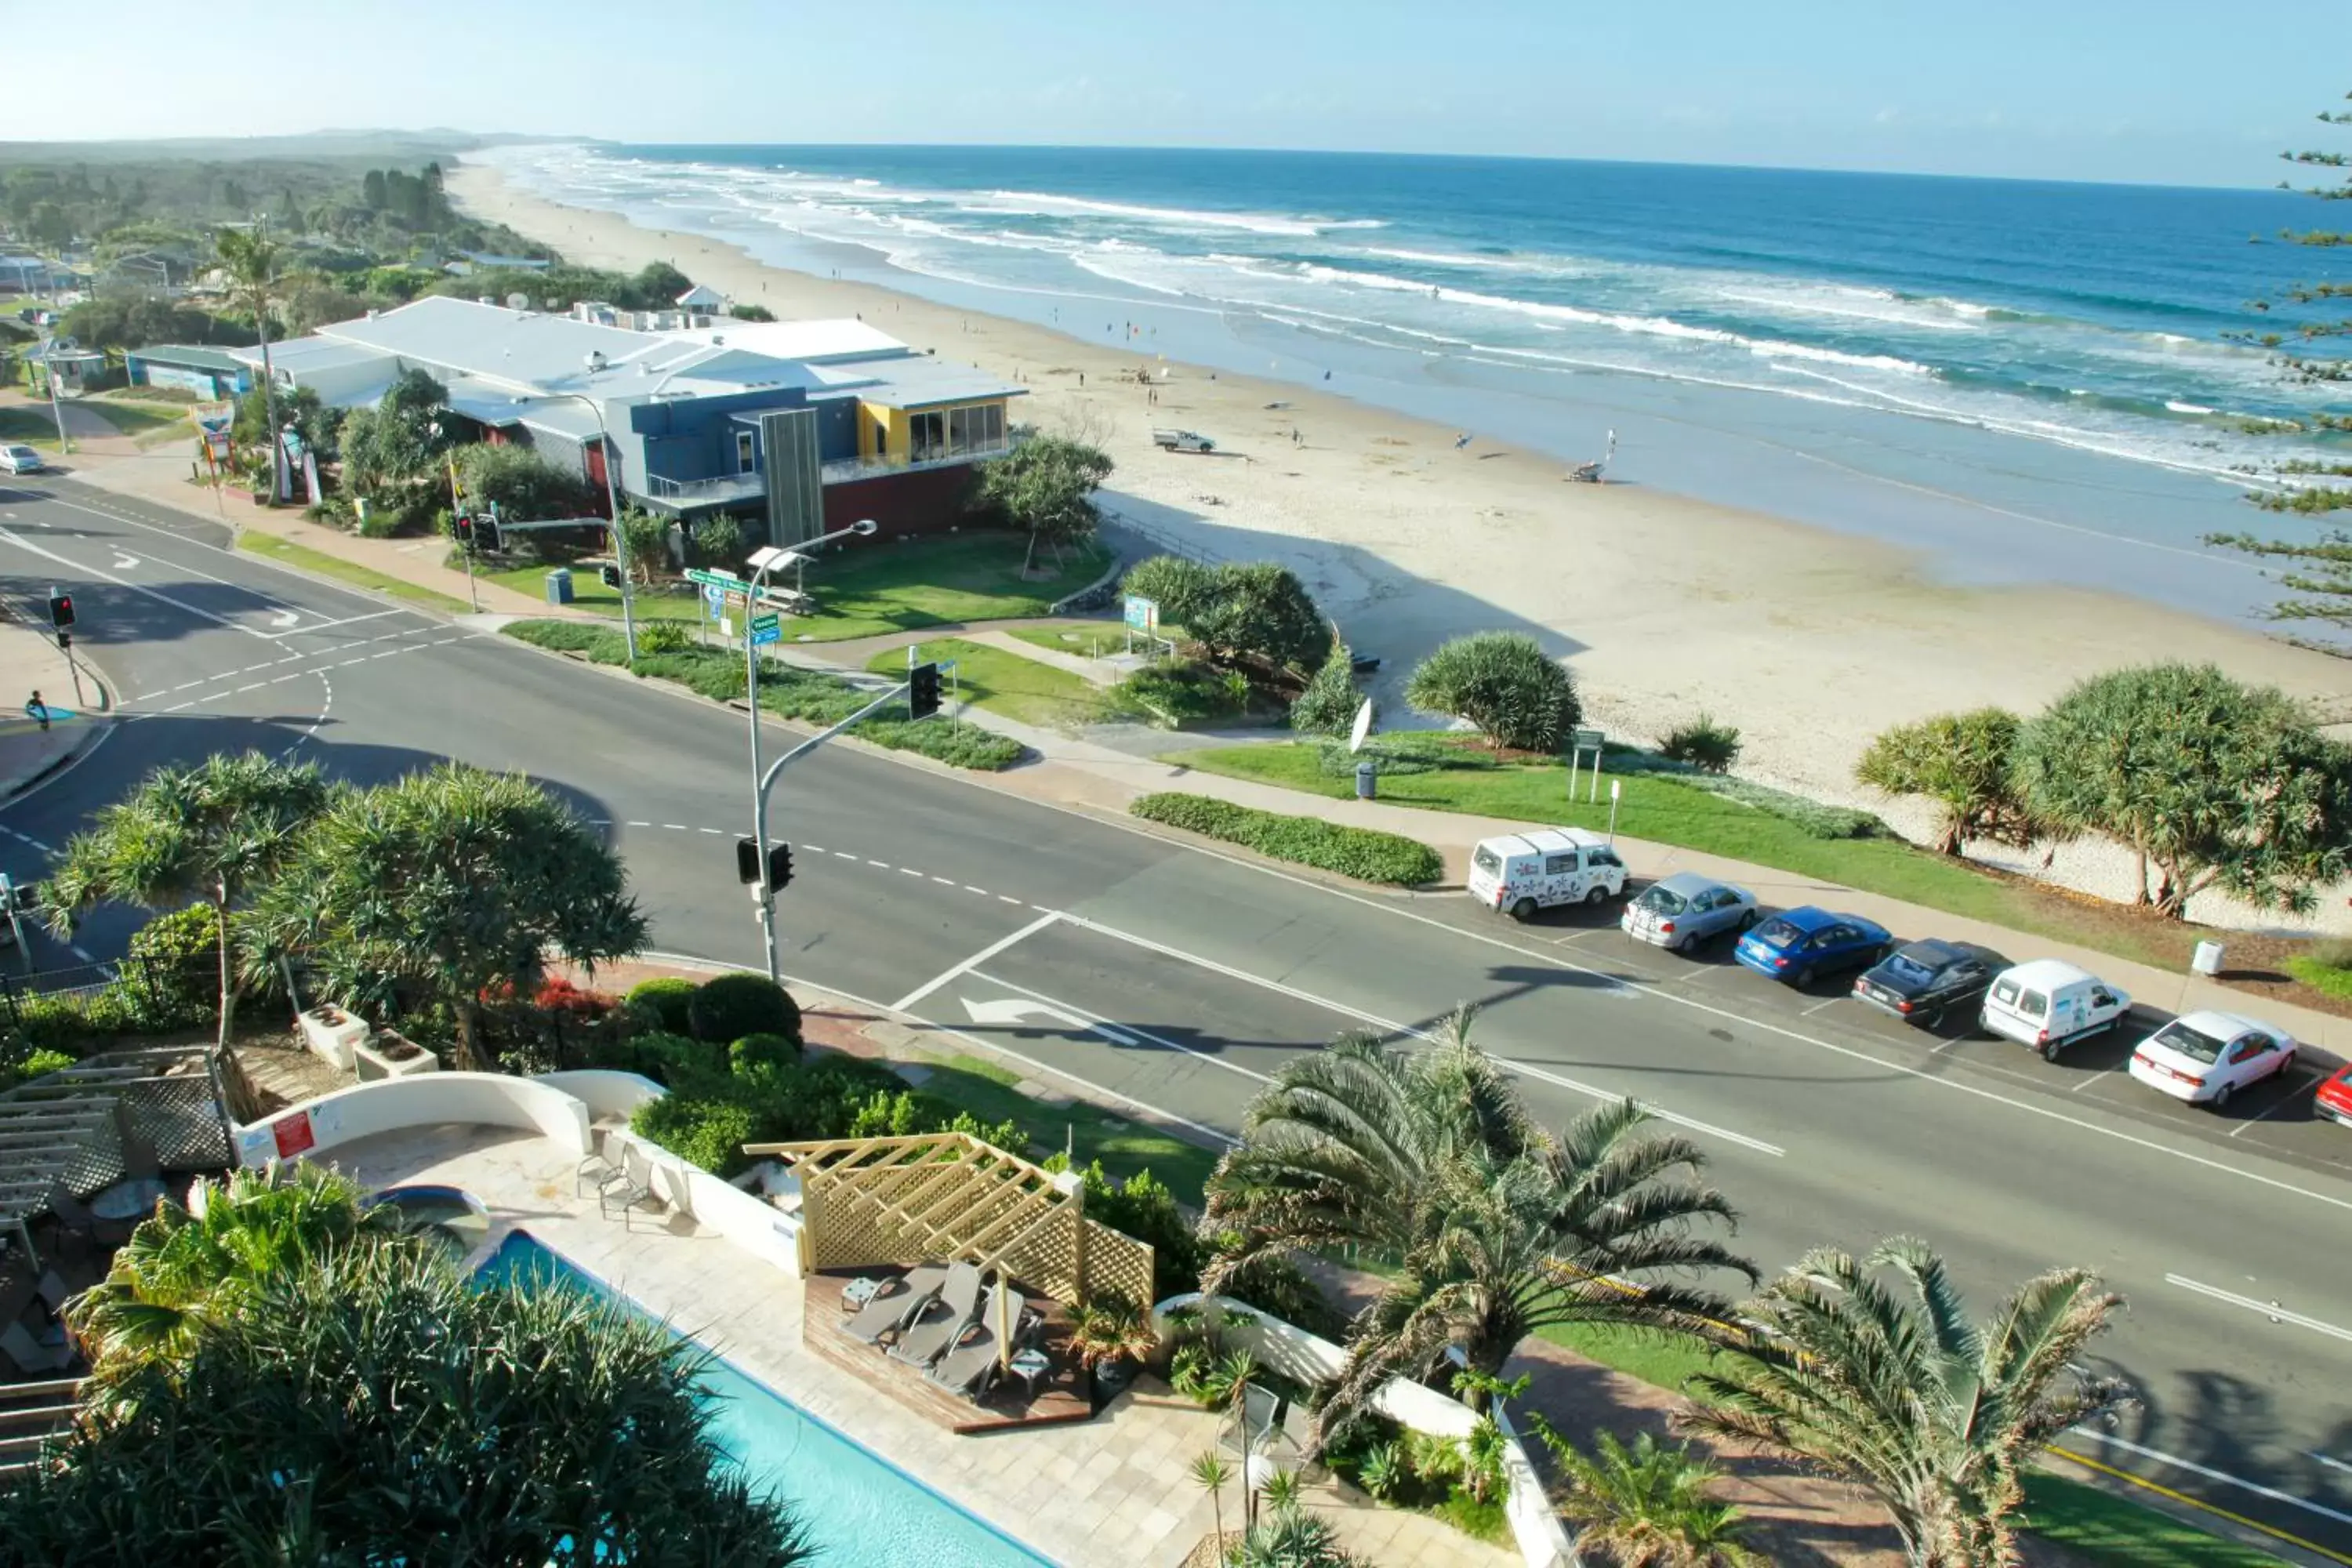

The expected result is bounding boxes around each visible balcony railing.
[642,435,1023,504]
[820,437,1019,486]
[643,471,768,504]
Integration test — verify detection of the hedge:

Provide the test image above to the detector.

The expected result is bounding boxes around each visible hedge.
[1130,792,1443,887]
[687,973,800,1046]
[499,620,1023,771]
[625,977,696,1034]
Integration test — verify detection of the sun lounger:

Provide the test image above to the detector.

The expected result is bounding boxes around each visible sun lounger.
[887,1261,982,1368]
[929,1286,1046,1399]
[1,1320,73,1376]
[841,1263,950,1345]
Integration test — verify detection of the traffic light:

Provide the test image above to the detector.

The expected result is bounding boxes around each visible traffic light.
[599,564,622,590]
[908,660,942,720]
[454,514,475,548]
[734,838,795,891]
[46,590,73,629]
[478,505,502,554]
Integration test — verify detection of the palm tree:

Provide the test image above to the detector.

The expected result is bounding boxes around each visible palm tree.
[1203,1007,1755,1437]
[46,751,330,1050]
[1679,1236,2129,1568]
[214,222,287,499]
[1189,1450,1232,1554]
[1528,1423,1757,1568]
[67,1160,406,1377]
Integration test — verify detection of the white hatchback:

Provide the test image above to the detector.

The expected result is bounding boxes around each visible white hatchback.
[0,445,44,474]
[2129,1011,2296,1109]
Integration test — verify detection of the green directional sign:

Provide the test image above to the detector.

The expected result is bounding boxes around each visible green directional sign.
[685,567,753,593]
[750,612,780,634]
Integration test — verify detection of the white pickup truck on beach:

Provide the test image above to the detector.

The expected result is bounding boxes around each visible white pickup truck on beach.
[1152,428,1216,452]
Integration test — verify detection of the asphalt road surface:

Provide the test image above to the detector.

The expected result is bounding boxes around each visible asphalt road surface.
[5,475,2350,1559]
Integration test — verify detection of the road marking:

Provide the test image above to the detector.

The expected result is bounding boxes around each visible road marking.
[866,858,889,869]
[969,969,1272,1082]
[2066,1428,2352,1530]
[1056,909,1786,1156]
[898,866,923,878]
[890,910,1061,1014]
[999,895,1023,904]
[269,673,303,684]
[0,524,274,638]
[2314,1453,2352,1478]
[964,885,989,896]
[698,826,723,835]
[1800,997,1842,1016]
[2164,1274,2352,1343]
[834,851,857,860]
[232,684,265,695]
[2230,1072,2318,1138]
[281,608,401,635]
[2052,1444,2352,1568]
[662,823,689,831]
[960,993,1142,1048]
[931,876,956,886]
[626,820,651,828]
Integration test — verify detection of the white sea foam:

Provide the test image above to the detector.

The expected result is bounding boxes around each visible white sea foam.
[978,189,1355,238]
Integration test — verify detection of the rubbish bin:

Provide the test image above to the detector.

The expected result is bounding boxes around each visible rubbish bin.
[1356,760,1377,800]
[544,568,575,606]
[2190,940,2224,977]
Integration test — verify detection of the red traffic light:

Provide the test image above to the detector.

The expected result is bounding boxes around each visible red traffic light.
[47,591,74,629]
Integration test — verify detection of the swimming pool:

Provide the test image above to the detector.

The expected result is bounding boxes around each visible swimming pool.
[479,1232,1056,1568]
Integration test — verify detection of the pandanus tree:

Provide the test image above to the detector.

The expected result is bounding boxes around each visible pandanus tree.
[1203,1007,1755,1439]
[45,751,329,1050]
[1679,1236,2130,1568]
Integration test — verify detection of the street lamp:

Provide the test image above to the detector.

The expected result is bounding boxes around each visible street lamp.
[540,389,638,660]
[744,519,878,985]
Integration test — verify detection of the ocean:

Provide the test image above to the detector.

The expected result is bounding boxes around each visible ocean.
[481,143,2351,619]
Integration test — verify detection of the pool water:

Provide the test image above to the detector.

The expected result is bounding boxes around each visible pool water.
[479,1232,1055,1568]
[370,1185,489,1258]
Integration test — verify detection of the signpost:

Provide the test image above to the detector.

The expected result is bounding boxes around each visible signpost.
[750,612,782,648]
[1566,727,1606,805]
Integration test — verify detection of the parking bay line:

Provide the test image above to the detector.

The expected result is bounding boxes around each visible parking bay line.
[1053,909,1786,1158]
[2230,1074,2320,1138]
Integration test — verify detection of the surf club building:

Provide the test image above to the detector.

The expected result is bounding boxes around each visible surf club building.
[233,295,1025,543]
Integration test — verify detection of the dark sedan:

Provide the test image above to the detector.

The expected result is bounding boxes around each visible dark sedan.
[1854,939,2005,1025]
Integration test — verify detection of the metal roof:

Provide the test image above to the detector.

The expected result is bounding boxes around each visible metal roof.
[126,343,248,372]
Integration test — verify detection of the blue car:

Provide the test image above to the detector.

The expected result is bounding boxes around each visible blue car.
[1734,906,1893,986]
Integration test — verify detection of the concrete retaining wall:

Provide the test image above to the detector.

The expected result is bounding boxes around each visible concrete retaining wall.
[234,1073,592,1168]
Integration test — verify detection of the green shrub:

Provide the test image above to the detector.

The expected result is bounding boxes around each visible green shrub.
[631,651,745,702]
[1659,713,1743,775]
[2287,955,2352,999]
[1121,555,1216,625]
[635,620,694,655]
[503,620,627,659]
[615,1030,725,1089]
[1131,793,1443,886]
[626,977,696,1033]
[124,904,221,1029]
[729,1031,802,1073]
[1404,632,1578,753]
[1290,644,1365,737]
[18,1048,74,1079]
[1673,774,1884,840]
[1185,563,1327,676]
[1118,659,1250,728]
[688,973,800,1046]
[852,719,1026,771]
[630,1094,757,1178]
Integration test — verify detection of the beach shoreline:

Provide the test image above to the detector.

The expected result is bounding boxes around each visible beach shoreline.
[445,158,2350,924]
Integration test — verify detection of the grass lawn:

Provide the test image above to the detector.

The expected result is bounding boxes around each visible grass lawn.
[1177,740,2188,969]
[0,406,61,448]
[909,1051,1220,1199]
[863,636,1103,727]
[82,397,189,440]
[477,563,706,621]
[2022,1471,2291,1568]
[1534,1320,1741,1393]
[1007,623,1123,659]
[236,532,471,614]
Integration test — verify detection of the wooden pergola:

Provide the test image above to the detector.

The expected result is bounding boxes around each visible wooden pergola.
[745,1130,1153,1309]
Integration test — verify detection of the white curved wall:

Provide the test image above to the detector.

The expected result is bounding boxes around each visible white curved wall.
[234,1073,593,1167]
[534,1069,664,1122]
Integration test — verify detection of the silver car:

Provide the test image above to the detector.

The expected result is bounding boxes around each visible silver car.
[1621,872,1759,952]
[0,445,45,474]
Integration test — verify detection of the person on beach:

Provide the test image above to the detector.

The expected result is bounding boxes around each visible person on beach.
[24,691,47,731]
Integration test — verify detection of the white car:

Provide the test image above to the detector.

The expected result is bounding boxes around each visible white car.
[0,445,44,474]
[2129,1011,2296,1108]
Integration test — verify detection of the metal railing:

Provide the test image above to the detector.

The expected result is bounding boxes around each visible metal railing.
[643,470,768,504]
[820,437,1018,486]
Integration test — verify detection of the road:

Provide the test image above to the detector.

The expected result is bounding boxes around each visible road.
[5,474,2350,1559]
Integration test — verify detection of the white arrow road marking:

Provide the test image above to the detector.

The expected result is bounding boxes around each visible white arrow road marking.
[967,971,1272,1084]
[889,911,1061,1014]
[111,554,139,570]
[959,995,1139,1047]
[2165,1275,2352,1343]
[271,608,302,629]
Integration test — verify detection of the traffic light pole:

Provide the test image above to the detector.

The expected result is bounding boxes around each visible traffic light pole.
[748,680,909,985]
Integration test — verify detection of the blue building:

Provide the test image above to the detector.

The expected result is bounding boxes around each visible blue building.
[240,296,1026,545]
[125,344,253,400]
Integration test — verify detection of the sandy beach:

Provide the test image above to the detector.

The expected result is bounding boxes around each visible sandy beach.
[445,160,2350,920]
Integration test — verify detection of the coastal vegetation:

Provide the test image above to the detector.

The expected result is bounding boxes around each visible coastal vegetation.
[974,432,1113,572]
[1129,791,1444,885]
[1404,631,1580,753]
[1857,708,2040,856]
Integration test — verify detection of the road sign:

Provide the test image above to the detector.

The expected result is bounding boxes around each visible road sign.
[1123,593,1159,633]
[724,590,750,615]
[1572,728,1605,752]
[750,614,782,647]
[685,567,753,593]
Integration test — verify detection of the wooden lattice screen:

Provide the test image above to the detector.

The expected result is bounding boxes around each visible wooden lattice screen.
[749,1131,1154,1308]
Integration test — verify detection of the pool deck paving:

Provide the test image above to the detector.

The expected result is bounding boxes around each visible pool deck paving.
[329,1120,1515,1568]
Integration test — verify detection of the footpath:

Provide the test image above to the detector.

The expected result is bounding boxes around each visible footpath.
[42,435,2352,1058]
[0,613,109,804]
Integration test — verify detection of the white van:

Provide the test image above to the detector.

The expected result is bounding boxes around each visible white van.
[1980,959,2131,1059]
[1468,828,1628,920]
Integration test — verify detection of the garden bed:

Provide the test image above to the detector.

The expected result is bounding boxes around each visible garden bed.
[1130,793,1443,887]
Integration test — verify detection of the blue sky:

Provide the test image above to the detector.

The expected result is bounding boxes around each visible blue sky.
[7,0,2346,187]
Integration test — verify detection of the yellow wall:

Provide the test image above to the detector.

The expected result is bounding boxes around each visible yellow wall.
[858,397,1008,461]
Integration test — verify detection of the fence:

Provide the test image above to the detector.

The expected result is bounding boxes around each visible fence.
[0,955,200,1037]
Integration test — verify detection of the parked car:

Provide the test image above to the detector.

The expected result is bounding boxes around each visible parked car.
[1621,873,1756,952]
[2318,1063,2352,1127]
[1152,428,1216,452]
[1468,828,1628,920]
[1980,959,2131,1059]
[0,445,45,474]
[1733,906,1893,985]
[1853,939,2005,1025]
[2128,1011,2297,1109]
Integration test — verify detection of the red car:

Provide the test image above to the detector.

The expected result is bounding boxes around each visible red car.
[2319,1064,2352,1128]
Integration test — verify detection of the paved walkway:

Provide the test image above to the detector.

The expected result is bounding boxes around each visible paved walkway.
[333,1121,1514,1568]
[0,615,109,802]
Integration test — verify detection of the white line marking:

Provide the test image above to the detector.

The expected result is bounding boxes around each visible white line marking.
[269,673,303,684]
[232,683,264,695]
[1056,909,1786,1156]
[964,885,989,896]
[163,701,192,713]
[2067,1428,2352,1528]
[69,945,94,963]
[931,876,956,886]
[803,844,824,853]
[2165,1274,2352,1343]
[1800,997,1842,1017]
[999,895,1023,904]
[2230,1073,2318,1137]
[281,608,401,635]
[698,827,723,835]
[971,969,1269,1083]
[336,658,367,668]
[2313,1452,2352,1479]
[866,859,890,869]
[890,911,1061,1014]
[625,820,651,828]
[662,823,688,831]
[898,866,923,878]
[834,851,857,860]
[0,524,274,638]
